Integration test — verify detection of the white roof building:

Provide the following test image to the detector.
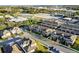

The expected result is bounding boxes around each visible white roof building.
[2,30,11,39]
[5,15,14,18]
[63,17,72,21]
[9,17,28,22]
[11,27,23,34]
[0,16,4,18]
[33,13,53,19]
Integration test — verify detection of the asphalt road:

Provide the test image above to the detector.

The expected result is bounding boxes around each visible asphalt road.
[23,30,79,53]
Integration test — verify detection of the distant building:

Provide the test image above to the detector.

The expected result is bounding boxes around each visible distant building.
[0,16,4,18]
[2,27,24,39]
[11,27,23,34]
[9,17,28,22]
[45,28,53,34]
[33,13,53,20]
[2,30,11,39]
[5,15,14,19]
[55,20,65,25]
[63,17,72,21]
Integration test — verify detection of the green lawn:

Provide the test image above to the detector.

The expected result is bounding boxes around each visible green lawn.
[72,37,79,51]
[35,40,49,53]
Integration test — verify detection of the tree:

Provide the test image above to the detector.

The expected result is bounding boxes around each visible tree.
[0,18,5,23]
[0,25,6,30]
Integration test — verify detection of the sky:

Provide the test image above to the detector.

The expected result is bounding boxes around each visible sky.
[0,0,78,5]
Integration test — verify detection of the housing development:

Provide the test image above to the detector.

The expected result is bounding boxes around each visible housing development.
[0,5,79,53]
